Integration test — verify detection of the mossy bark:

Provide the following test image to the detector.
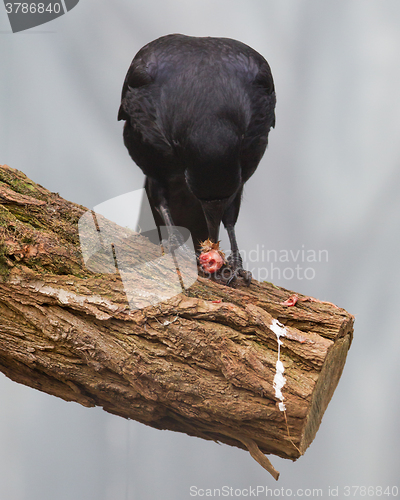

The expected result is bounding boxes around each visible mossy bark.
[0,164,354,479]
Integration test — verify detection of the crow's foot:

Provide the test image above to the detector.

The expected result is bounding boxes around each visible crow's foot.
[199,260,252,287]
[226,254,252,286]
[228,267,252,286]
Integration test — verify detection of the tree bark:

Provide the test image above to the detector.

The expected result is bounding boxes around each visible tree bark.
[0,164,354,479]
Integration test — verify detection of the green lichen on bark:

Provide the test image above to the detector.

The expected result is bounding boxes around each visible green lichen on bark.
[0,164,91,278]
[0,239,10,278]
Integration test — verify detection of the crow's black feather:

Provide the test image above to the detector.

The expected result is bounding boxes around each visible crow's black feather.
[118,34,276,284]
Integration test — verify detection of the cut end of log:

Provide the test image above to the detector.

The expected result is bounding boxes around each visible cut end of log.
[300,332,353,453]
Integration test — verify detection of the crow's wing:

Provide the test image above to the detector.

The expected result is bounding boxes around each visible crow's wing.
[240,56,276,182]
[118,47,172,156]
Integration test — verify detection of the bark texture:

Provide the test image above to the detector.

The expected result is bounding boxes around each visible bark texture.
[0,164,354,478]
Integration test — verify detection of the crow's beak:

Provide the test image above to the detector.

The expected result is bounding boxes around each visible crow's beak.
[200,198,230,243]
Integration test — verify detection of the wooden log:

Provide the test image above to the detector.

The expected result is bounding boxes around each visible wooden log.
[0,164,354,479]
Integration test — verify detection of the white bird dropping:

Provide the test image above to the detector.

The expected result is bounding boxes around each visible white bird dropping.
[270,319,287,412]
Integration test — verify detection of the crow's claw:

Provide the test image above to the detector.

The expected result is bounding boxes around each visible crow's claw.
[198,262,252,287]
[224,254,252,286]
[238,268,252,286]
[226,267,252,286]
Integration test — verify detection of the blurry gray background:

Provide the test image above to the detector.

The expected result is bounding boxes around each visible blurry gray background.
[1,1,399,499]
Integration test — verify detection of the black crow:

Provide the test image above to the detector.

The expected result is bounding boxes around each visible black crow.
[118,34,275,285]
